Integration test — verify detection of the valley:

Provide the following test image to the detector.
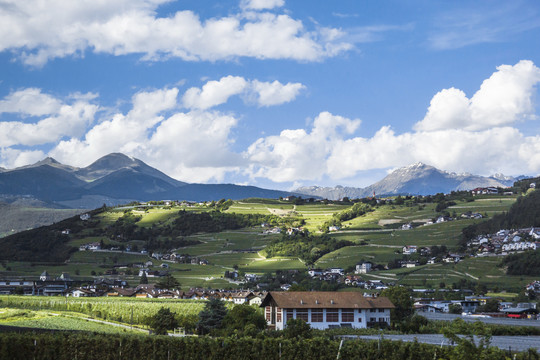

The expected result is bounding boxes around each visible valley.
[0,192,535,293]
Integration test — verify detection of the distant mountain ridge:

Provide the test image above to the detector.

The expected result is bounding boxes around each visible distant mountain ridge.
[296,163,526,200]
[0,153,298,208]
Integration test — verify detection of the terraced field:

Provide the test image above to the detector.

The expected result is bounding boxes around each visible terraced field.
[2,195,527,290]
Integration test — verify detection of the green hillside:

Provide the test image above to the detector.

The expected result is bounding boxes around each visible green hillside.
[1,193,533,291]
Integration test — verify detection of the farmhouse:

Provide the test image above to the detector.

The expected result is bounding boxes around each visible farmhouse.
[260,291,394,330]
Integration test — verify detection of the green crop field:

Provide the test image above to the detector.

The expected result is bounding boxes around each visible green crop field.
[0,308,143,334]
[0,296,212,326]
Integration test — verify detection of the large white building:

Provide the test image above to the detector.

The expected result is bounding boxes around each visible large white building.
[260,291,394,330]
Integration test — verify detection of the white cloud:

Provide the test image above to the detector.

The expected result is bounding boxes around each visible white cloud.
[48,86,242,183]
[182,76,305,110]
[245,111,360,182]
[415,60,540,131]
[250,80,305,106]
[0,89,98,147]
[50,87,179,166]
[240,0,284,10]
[0,88,62,116]
[0,148,46,169]
[182,76,248,110]
[0,0,351,66]
[247,60,540,182]
[3,60,540,186]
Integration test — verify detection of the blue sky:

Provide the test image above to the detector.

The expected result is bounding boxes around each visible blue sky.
[1,0,540,190]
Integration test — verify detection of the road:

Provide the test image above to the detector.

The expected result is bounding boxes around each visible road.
[341,334,540,352]
[421,312,540,327]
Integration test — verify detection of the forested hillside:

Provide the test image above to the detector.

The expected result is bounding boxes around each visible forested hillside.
[462,189,540,243]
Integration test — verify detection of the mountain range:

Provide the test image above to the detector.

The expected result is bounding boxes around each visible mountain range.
[0,153,297,208]
[295,163,526,200]
[0,155,530,208]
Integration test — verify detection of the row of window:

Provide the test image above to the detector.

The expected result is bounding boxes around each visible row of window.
[285,308,359,323]
[266,307,388,324]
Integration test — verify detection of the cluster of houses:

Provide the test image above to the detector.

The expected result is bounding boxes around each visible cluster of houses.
[415,295,539,319]
[150,252,209,265]
[471,187,500,195]
[526,280,540,295]
[72,284,266,304]
[79,242,102,251]
[0,271,74,296]
[467,228,540,255]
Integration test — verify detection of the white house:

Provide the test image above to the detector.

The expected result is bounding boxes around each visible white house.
[328,268,345,275]
[308,269,323,277]
[401,223,412,230]
[231,291,256,304]
[355,262,372,274]
[402,245,417,255]
[261,291,394,330]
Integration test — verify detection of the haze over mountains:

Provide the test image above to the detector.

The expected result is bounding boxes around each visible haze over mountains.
[295,163,524,200]
[0,153,297,208]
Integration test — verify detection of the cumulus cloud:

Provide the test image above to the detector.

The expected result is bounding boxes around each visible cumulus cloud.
[245,112,360,182]
[0,148,46,169]
[240,0,284,10]
[50,87,179,166]
[3,61,540,185]
[415,60,540,131]
[0,0,351,66]
[182,76,248,110]
[250,80,306,106]
[0,88,62,116]
[182,76,305,109]
[0,88,98,147]
[247,61,540,182]
[47,86,242,183]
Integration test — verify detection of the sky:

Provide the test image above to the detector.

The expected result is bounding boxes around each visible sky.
[1,0,540,190]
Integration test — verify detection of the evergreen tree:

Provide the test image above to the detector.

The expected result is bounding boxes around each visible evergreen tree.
[155,274,180,289]
[196,298,227,335]
[140,271,148,284]
[149,307,178,335]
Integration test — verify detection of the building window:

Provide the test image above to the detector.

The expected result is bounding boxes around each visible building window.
[311,309,323,322]
[370,309,376,313]
[370,317,376,323]
[296,309,308,322]
[342,309,354,322]
[358,317,362,323]
[326,309,339,322]
[277,307,282,322]
[265,306,272,322]
[378,309,385,313]
[286,310,294,322]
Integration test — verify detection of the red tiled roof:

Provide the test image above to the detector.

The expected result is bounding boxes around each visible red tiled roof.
[261,291,394,309]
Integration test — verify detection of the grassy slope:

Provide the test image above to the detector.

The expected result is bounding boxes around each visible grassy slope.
[3,195,529,290]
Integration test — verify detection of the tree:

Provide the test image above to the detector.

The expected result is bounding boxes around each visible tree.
[196,298,228,335]
[380,286,413,325]
[449,304,463,314]
[221,304,266,336]
[149,307,178,335]
[140,272,148,285]
[283,319,312,339]
[477,299,499,313]
[155,274,180,289]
